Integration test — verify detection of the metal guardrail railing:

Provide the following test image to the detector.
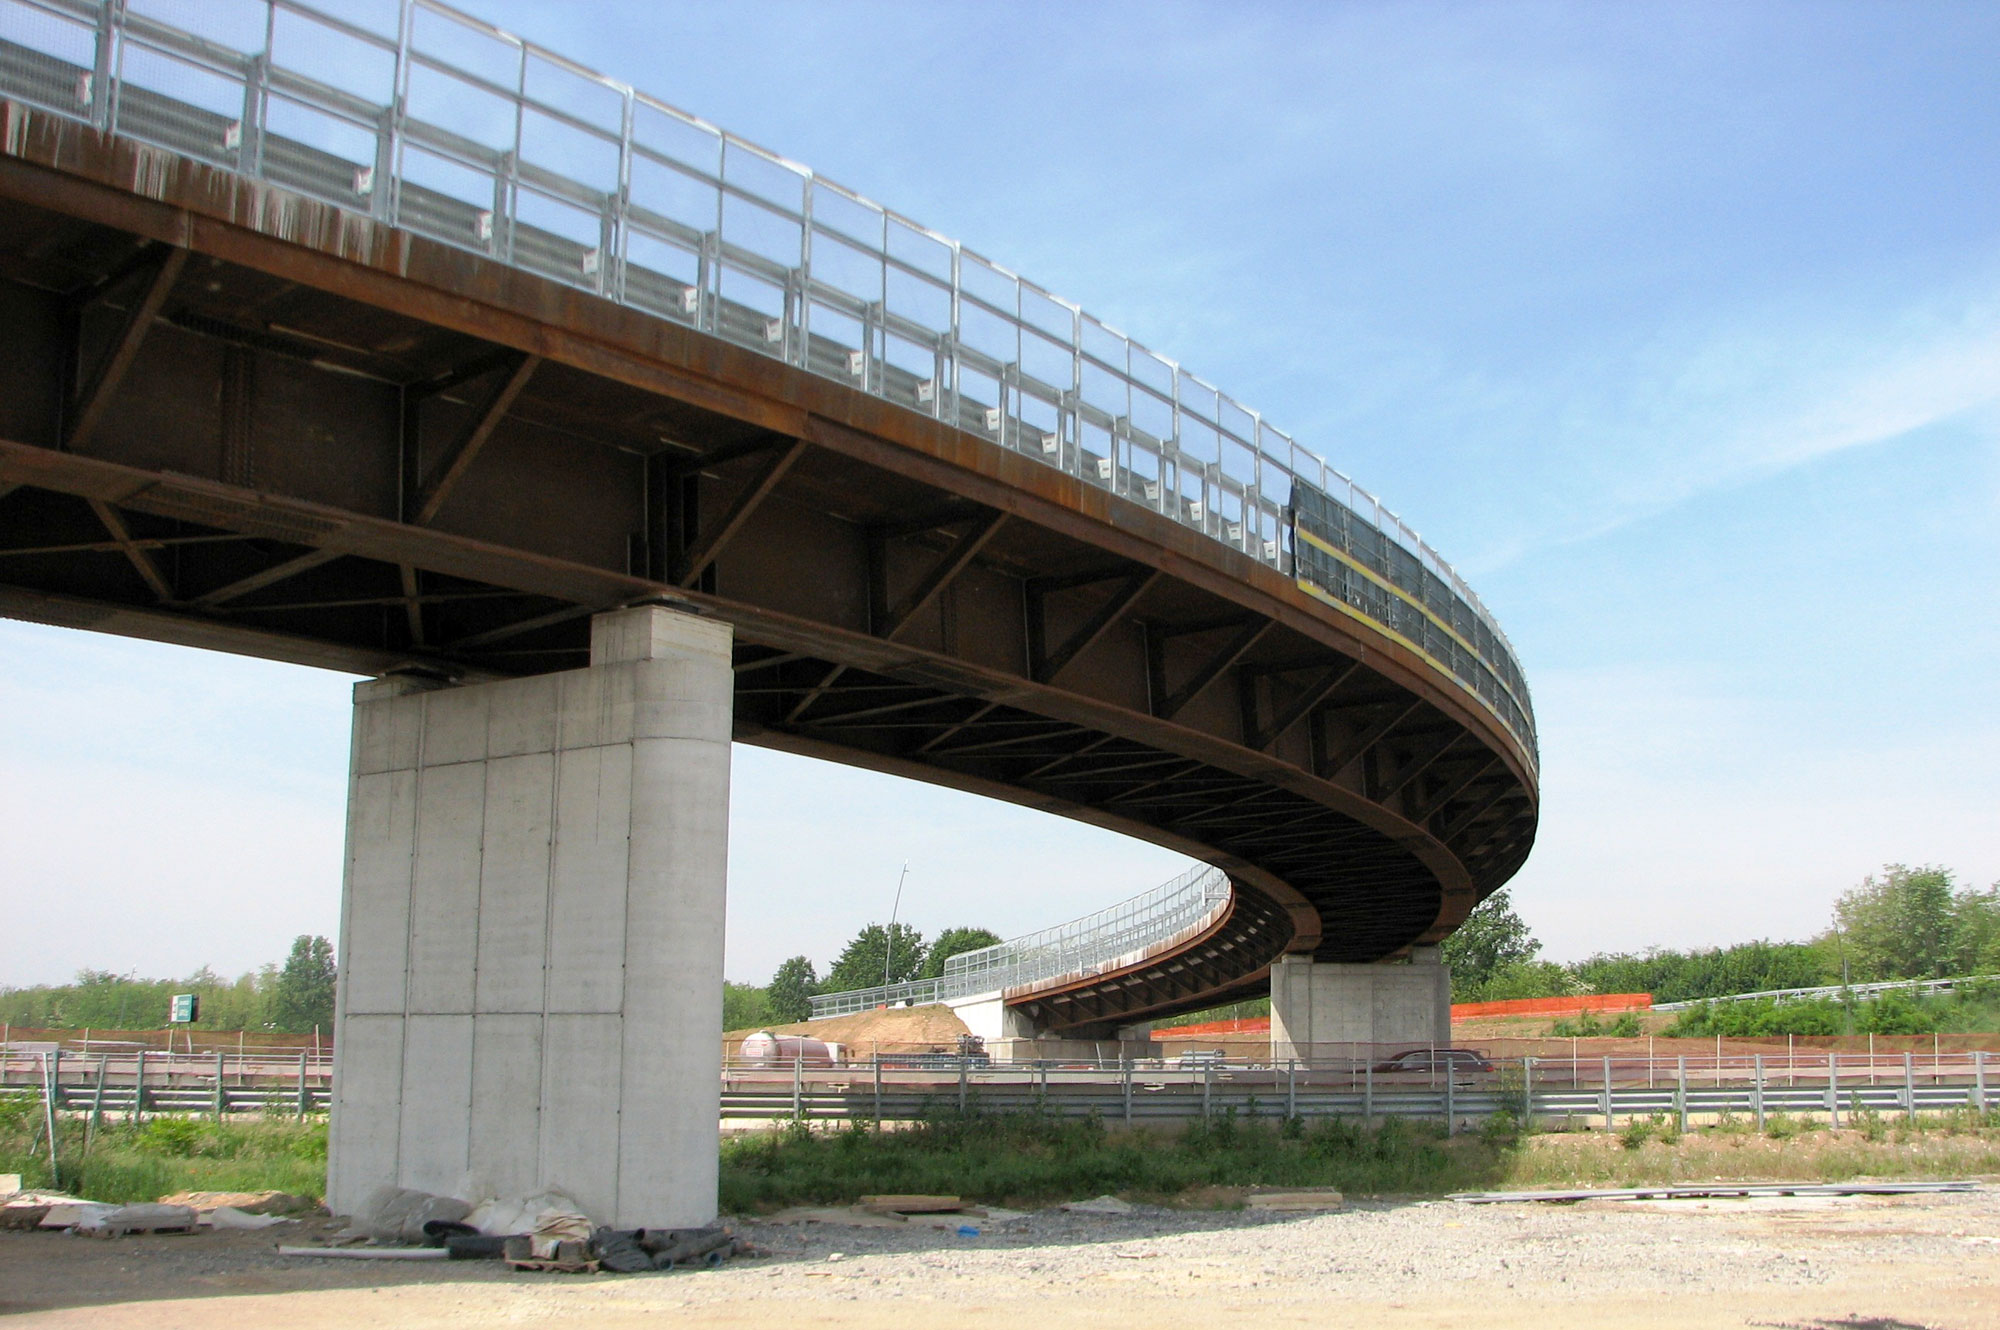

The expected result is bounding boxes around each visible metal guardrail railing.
[0,1046,331,1122]
[1650,973,2000,1012]
[0,0,1535,761]
[11,1044,1997,1132]
[809,862,1229,1018]
[718,1048,2000,1129]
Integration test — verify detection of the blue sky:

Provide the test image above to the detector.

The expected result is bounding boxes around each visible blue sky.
[3,1,1997,988]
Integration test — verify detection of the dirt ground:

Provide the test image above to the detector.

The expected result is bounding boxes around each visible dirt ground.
[5,1187,2000,1329]
[725,1004,972,1055]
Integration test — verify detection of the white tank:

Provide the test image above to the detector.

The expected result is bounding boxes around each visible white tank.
[739,1030,834,1066]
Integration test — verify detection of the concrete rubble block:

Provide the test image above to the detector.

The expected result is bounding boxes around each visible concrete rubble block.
[1247,1189,1346,1212]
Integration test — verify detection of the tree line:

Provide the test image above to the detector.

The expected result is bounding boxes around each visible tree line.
[0,935,337,1035]
[1443,864,2000,1006]
[727,921,1003,1029]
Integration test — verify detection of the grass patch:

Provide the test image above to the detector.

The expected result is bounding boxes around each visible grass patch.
[11,1089,2000,1212]
[0,1094,326,1203]
[719,1108,1512,1212]
[723,1106,2000,1210]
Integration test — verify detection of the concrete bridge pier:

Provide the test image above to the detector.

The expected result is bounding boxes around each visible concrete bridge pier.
[328,604,732,1228]
[1268,949,1452,1061]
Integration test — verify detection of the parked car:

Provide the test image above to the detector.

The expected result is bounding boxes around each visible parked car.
[1370,1048,1495,1075]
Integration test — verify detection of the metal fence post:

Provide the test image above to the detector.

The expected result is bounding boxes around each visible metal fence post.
[1753,1054,1765,1132]
[89,1053,108,1146]
[1123,1058,1133,1127]
[958,1059,968,1114]
[1286,1059,1296,1120]
[1976,1050,1987,1115]
[297,1050,309,1121]
[1826,1052,1839,1129]
[1201,1060,1213,1119]
[1363,1061,1373,1124]
[1444,1064,1455,1134]
[1600,1055,1613,1132]
[1675,1056,1687,1136]
[40,1050,60,1184]
[873,1053,882,1127]
[133,1048,145,1125]
[1903,1052,1916,1124]
[1522,1056,1533,1123]
[213,1050,226,1118]
[791,1050,802,1119]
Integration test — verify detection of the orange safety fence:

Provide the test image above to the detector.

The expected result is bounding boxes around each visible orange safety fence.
[1154,1017,1270,1038]
[1450,992,1652,1019]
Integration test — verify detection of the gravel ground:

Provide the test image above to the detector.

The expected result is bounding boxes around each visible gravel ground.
[6,1188,2000,1328]
[721,1190,2000,1305]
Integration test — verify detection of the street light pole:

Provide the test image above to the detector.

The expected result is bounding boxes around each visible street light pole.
[883,862,909,992]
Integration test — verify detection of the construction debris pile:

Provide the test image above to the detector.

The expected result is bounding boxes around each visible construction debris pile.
[1,1180,307,1236]
[276,1185,763,1274]
[0,1175,759,1275]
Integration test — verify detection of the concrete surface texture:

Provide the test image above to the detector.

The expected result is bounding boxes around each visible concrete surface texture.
[329,604,734,1228]
[1268,949,1452,1058]
[946,994,1040,1043]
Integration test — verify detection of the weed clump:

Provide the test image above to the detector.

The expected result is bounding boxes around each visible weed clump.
[1618,1116,1661,1151]
[0,1103,327,1203]
[719,1104,1510,1212]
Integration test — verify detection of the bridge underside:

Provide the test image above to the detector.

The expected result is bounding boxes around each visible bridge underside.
[0,113,1537,1034]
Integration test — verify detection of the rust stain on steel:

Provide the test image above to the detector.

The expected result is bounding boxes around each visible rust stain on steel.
[0,102,1532,976]
[0,107,1532,795]
[0,439,653,611]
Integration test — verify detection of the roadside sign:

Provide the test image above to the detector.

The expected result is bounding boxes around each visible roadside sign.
[168,993,199,1024]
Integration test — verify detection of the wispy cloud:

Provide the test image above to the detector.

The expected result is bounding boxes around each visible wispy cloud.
[1462,274,2000,573]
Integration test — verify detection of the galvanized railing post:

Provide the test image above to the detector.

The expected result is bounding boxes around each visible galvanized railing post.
[1363,1061,1373,1124]
[1522,1056,1533,1122]
[1285,1059,1296,1120]
[873,1053,882,1127]
[1201,1060,1212,1119]
[1904,1052,1916,1124]
[133,1047,145,1125]
[1122,1058,1133,1127]
[39,1050,59,1184]
[1444,1063,1455,1133]
[297,1049,309,1121]
[1976,1050,1987,1115]
[1752,1054,1765,1132]
[1826,1051,1839,1127]
[791,1050,802,1119]
[213,1049,225,1118]
[1675,1055,1687,1135]
[1601,1055,1613,1132]
[89,1053,108,1146]
[958,1058,968,1114]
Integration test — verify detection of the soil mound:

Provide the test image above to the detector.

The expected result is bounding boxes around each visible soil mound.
[725,1004,970,1056]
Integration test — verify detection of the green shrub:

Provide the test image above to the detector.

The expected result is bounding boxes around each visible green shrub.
[1764,1113,1805,1140]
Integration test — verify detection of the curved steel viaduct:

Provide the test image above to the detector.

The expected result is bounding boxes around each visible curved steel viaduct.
[0,2,1536,1039]
[0,4,1538,1224]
